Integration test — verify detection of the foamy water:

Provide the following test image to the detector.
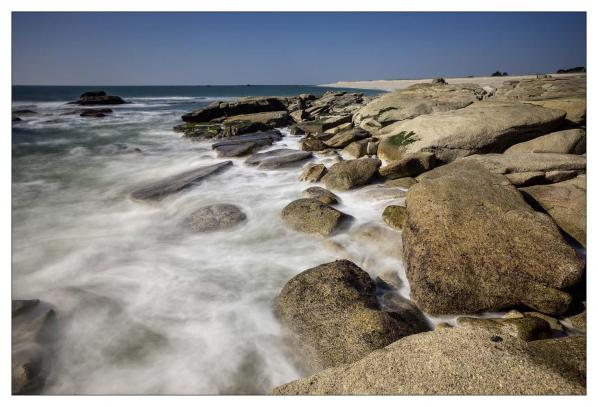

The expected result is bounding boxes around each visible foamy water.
[12,94,422,394]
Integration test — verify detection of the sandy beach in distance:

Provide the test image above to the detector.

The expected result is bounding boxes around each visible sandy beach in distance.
[320,73,584,91]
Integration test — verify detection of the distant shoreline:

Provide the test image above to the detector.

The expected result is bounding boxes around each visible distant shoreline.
[319,72,586,91]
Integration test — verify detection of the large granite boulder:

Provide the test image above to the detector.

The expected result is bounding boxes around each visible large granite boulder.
[274,260,429,371]
[504,129,586,155]
[418,152,586,187]
[376,101,566,162]
[181,97,287,123]
[130,161,232,201]
[272,324,586,395]
[185,204,247,232]
[281,199,351,237]
[12,300,57,395]
[69,90,127,106]
[521,175,586,247]
[353,83,484,133]
[403,162,584,315]
[245,149,312,170]
[321,158,381,191]
[211,131,282,157]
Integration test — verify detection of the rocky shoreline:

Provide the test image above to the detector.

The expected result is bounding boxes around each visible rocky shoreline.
[13,74,586,394]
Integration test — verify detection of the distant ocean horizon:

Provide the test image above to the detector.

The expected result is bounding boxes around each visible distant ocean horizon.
[12,85,383,102]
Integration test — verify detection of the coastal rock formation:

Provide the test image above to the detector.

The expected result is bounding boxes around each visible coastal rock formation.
[79,108,113,118]
[323,127,370,149]
[376,101,566,162]
[300,137,328,152]
[245,149,312,169]
[455,315,552,341]
[274,260,428,371]
[353,83,484,133]
[130,161,232,201]
[504,129,586,155]
[186,204,247,232]
[403,162,584,315]
[321,158,381,191]
[281,199,351,237]
[69,91,127,106]
[272,324,586,395]
[342,140,369,158]
[378,152,436,179]
[418,153,586,187]
[182,97,288,123]
[296,115,352,135]
[221,111,290,137]
[521,175,586,247]
[299,163,327,182]
[382,205,406,230]
[12,300,57,395]
[211,131,282,157]
[302,187,339,205]
[173,122,222,139]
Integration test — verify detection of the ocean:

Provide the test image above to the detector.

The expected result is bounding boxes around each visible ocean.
[12,85,410,394]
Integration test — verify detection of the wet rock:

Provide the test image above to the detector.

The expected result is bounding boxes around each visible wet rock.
[130,161,232,201]
[404,162,584,315]
[274,260,428,371]
[383,177,417,189]
[281,199,351,237]
[289,124,304,135]
[182,97,287,123]
[221,111,290,137]
[12,116,22,122]
[523,312,564,333]
[300,137,328,152]
[12,109,37,116]
[79,108,113,118]
[379,152,436,178]
[245,149,312,170]
[173,122,222,139]
[456,316,552,341]
[352,223,403,259]
[521,175,586,246]
[376,101,566,162]
[69,90,127,106]
[211,131,282,157]
[273,324,586,395]
[375,271,402,290]
[186,204,247,232]
[298,163,327,182]
[382,205,406,231]
[12,300,57,395]
[324,127,370,149]
[505,129,586,155]
[302,187,339,205]
[321,158,381,191]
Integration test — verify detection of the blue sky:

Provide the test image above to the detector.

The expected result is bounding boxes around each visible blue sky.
[12,12,586,85]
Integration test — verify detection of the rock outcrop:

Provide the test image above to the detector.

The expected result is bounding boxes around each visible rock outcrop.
[69,91,127,106]
[504,129,586,155]
[272,324,586,395]
[274,260,429,371]
[403,162,584,315]
[321,158,381,191]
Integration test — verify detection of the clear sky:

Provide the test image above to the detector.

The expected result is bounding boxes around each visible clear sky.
[12,12,586,85]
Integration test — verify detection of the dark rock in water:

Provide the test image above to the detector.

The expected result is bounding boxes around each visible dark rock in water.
[12,300,57,395]
[289,124,305,135]
[12,115,22,122]
[182,97,288,123]
[403,161,584,316]
[300,136,328,152]
[80,108,113,118]
[130,161,232,201]
[302,186,339,205]
[245,149,312,170]
[221,111,290,137]
[211,131,282,157]
[382,205,406,230]
[69,90,127,106]
[272,324,586,395]
[281,198,351,237]
[12,109,37,116]
[274,260,429,371]
[378,292,431,333]
[173,122,222,139]
[186,204,247,232]
[321,158,382,191]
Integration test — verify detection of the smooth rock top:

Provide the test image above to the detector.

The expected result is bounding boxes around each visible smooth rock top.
[272,324,586,395]
[321,158,381,191]
[302,187,339,205]
[245,149,312,170]
[403,162,584,315]
[274,260,429,371]
[376,101,566,162]
[186,204,247,232]
[281,198,350,237]
[70,91,127,106]
[182,97,288,123]
[504,128,586,155]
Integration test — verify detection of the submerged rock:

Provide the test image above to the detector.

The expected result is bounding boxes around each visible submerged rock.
[245,149,312,170]
[321,158,381,191]
[79,108,113,118]
[211,131,282,157]
[403,162,584,315]
[281,198,350,237]
[272,324,586,395]
[130,161,232,201]
[186,204,247,232]
[274,260,429,371]
[351,223,403,259]
[521,175,586,247]
[382,205,406,230]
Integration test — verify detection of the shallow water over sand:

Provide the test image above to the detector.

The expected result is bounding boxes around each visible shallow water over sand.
[12,91,422,394]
